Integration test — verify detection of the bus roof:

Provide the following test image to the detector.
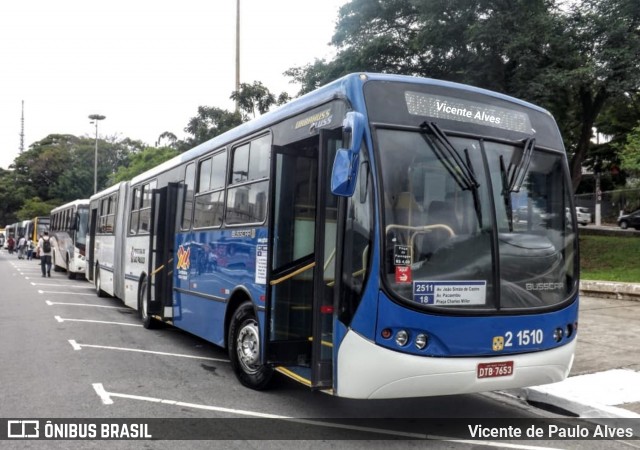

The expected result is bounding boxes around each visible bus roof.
[90,181,128,202]
[129,72,552,186]
[50,198,90,214]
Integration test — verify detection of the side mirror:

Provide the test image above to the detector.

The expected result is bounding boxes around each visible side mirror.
[331,112,366,197]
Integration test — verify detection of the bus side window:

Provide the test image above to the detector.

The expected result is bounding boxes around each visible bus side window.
[194,151,227,229]
[225,135,270,225]
[339,148,373,324]
[130,187,140,234]
[139,180,156,233]
[182,162,196,230]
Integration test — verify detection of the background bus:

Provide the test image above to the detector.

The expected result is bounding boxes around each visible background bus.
[88,73,579,399]
[3,224,15,250]
[50,199,90,278]
[25,216,50,243]
[87,182,129,298]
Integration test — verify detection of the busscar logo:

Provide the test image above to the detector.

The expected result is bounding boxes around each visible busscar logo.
[8,420,39,438]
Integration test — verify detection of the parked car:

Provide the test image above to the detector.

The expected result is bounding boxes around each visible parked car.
[618,209,640,230]
[575,207,591,226]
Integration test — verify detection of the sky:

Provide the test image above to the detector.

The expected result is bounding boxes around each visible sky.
[0,0,347,169]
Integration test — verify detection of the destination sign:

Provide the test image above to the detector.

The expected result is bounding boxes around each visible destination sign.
[405,91,532,133]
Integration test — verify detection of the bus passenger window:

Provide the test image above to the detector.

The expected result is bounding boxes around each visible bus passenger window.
[182,163,195,230]
[130,187,141,234]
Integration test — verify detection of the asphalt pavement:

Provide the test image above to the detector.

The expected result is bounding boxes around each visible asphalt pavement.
[508,281,640,420]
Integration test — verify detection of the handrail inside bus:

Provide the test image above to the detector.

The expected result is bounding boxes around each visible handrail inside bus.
[385,224,456,265]
[269,262,316,286]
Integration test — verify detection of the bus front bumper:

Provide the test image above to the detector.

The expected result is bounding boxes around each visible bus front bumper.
[336,329,575,399]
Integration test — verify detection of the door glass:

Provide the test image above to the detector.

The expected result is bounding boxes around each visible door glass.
[270,141,318,350]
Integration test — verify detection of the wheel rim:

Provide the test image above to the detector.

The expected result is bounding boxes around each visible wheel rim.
[236,319,260,374]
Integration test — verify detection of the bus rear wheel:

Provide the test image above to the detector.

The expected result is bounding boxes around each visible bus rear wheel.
[139,277,160,329]
[228,302,273,390]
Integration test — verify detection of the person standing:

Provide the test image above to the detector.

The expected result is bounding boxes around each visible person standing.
[37,231,53,277]
[17,235,27,259]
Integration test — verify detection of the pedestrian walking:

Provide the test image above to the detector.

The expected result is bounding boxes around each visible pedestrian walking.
[37,231,53,277]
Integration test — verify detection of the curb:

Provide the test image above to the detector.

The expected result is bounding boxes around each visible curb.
[580,280,640,301]
[518,386,640,420]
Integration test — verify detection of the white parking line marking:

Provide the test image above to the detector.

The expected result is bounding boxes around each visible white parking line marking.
[54,316,141,327]
[39,290,95,296]
[46,300,124,309]
[33,282,92,289]
[68,340,228,362]
[90,383,561,447]
[92,383,113,405]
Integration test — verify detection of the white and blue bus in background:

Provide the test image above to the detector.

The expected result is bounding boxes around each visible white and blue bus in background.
[87,73,579,399]
[50,199,90,279]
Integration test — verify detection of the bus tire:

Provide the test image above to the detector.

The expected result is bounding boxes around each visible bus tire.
[139,277,160,329]
[66,255,76,279]
[228,302,273,390]
[95,265,107,297]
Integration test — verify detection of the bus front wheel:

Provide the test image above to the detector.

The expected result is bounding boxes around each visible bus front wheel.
[228,302,273,390]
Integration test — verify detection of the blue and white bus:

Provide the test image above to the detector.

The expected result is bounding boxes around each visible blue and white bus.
[88,73,579,399]
[50,199,90,279]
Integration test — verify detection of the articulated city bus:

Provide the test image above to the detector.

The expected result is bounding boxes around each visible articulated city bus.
[88,73,579,399]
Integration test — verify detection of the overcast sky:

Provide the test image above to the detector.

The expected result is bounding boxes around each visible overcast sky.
[0,0,347,169]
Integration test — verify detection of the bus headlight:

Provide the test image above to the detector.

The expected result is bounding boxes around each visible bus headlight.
[553,327,564,342]
[395,330,409,347]
[415,333,428,350]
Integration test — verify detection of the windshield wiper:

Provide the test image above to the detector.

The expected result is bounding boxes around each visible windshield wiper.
[420,122,479,191]
[500,155,514,231]
[420,121,482,226]
[506,138,535,193]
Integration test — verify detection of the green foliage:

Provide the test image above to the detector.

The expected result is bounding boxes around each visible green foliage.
[230,81,276,119]
[580,235,640,282]
[286,0,640,193]
[17,197,58,220]
[620,124,640,175]
[112,147,180,183]
[180,106,244,151]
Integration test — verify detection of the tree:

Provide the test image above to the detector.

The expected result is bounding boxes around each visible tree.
[562,0,640,191]
[286,0,640,192]
[17,197,58,220]
[181,106,244,150]
[230,81,277,119]
[620,124,640,182]
[111,146,180,183]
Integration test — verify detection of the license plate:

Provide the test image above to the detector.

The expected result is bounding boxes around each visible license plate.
[477,361,514,378]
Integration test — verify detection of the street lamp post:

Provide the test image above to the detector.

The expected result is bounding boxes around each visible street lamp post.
[88,114,106,194]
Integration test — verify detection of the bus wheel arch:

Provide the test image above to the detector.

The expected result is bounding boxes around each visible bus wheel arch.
[227,296,273,390]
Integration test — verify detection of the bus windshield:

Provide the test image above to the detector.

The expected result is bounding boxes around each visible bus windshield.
[379,128,576,311]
